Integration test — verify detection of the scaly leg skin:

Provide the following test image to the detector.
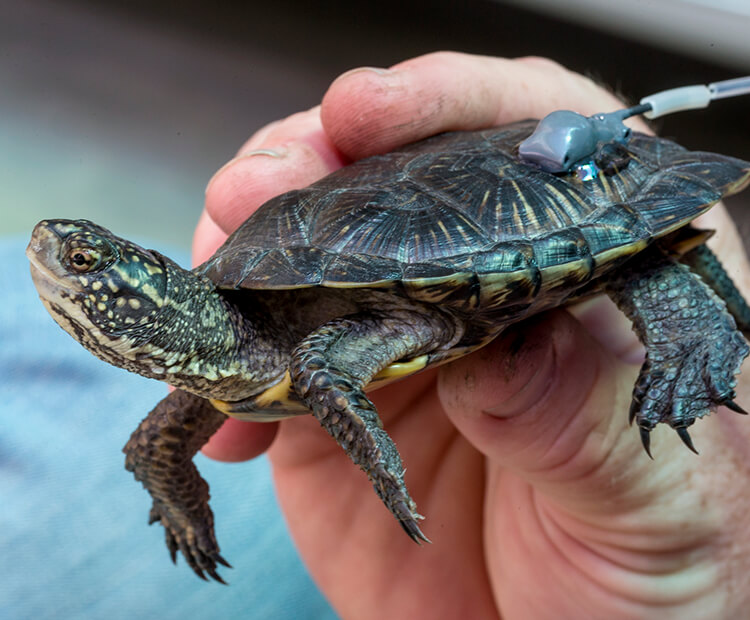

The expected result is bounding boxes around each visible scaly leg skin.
[289,310,456,543]
[123,389,229,582]
[681,243,750,334]
[605,247,750,456]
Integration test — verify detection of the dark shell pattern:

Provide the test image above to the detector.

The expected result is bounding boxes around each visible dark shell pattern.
[198,120,749,312]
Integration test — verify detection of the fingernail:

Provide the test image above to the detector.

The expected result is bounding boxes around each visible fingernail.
[336,66,393,80]
[205,148,287,195]
[239,148,287,158]
[483,328,556,419]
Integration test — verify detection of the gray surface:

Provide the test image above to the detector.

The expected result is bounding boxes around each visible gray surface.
[1,0,332,248]
[496,0,750,70]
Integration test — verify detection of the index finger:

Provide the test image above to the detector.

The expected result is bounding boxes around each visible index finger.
[321,52,645,160]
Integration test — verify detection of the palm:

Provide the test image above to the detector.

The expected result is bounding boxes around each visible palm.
[268,300,750,618]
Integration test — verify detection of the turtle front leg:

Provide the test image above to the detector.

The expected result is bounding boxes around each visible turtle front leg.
[123,389,229,582]
[289,309,458,543]
[605,247,750,455]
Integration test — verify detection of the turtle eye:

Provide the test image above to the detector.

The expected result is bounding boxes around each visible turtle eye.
[66,247,101,273]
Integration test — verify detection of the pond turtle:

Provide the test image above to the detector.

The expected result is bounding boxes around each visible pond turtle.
[27,118,750,582]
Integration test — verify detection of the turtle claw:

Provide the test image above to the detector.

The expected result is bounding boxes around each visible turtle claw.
[206,567,228,585]
[639,426,653,459]
[149,501,229,584]
[628,400,638,426]
[723,399,748,415]
[676,427,699,454]
[400,518,431,545]
[165,529,179,564]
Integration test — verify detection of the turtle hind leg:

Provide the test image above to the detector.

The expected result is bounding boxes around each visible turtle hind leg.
[681,243,750,334]
[124,389,229,582]
[290,309,457,543]
[606,248,750,454]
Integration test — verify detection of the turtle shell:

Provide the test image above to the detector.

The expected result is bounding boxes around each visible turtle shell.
[198,120,750,311]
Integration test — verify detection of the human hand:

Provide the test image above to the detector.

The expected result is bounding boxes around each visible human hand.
[196,52,750,618]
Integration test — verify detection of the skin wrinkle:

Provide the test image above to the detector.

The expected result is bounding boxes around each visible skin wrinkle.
[486,316,722,558]
[531,465,727,606]
[402,55,505,129]
[486,357,560,443]
[571,524,717,579]
[289,127,347,172]
[324,53,521,158]
[484,318,601,475]
[489,476,594,618]
[539,454,722,556]
[551,492,718,548]
[530,491,715,610]
[543,455,709,539]
[525,338,602,474]
[528,486,634,606]
[697,403,750,605]
[483,326,557,419]
[526,355,648,499]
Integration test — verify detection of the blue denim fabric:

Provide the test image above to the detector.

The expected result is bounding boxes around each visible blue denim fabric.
[1,237,336,619]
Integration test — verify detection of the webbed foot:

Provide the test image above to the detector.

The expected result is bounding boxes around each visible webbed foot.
[632,336,748,455]
[607,247,749,456]
[124,390,229,582]
[149,501,231,583]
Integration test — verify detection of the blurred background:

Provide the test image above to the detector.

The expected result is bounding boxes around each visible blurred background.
[2,0,749,249]
[2,1,749,617]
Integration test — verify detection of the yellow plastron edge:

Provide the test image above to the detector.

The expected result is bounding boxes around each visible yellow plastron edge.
[210,371,295,416]
[210,355,429,416]
[369,355,429,388]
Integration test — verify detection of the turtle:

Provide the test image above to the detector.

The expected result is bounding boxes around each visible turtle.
[27,118,750,583]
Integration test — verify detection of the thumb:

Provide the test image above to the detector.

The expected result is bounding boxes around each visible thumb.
[438,309,657,511]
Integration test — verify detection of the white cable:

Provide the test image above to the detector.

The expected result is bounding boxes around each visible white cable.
[640,86,711,119]
[709,76,750,100]
[640,76,750,119]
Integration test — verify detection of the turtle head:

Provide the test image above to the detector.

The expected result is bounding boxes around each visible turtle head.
[28,219,280,400]
[27,219,168,343]
[26,220,179,374]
